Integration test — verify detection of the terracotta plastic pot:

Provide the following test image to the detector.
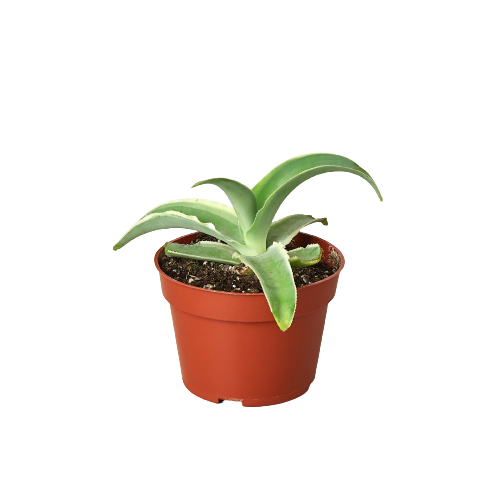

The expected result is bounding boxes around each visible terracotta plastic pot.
[154,231,345,407]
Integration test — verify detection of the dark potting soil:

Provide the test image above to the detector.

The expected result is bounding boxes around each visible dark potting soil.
[159,233,341,294]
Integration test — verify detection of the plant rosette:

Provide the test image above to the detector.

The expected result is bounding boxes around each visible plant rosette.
[114,153,382,331]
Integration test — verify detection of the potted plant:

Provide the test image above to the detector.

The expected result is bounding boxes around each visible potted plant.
[114,153,382,406]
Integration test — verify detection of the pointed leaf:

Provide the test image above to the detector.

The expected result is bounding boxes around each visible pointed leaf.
[192,178,257,234]
[139,198,242,243]
[237,242,296,331]
[113,210,251,254]
[266,214,328,247]
[287,244,322,268]
[165,241,241,265]
[252,153,382,209]
[246,154,382,250]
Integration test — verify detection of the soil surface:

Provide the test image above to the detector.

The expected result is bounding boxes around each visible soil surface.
[159,233,340,293]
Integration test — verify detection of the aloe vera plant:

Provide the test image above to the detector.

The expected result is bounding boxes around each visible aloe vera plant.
[114,153,382,330]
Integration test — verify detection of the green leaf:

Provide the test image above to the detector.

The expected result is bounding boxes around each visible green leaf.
[252,153,382,209]
[114,198,253,252]
[165,241,241,265]
[113,210,252,254]
[287,244,322,268]
[246,154,383,251]
[139,198,242,243]
[237,242,296,331]
[192,178,257,234]
[266,214,328,247]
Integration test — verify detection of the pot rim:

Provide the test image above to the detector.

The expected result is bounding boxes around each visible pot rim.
[154,231,345,297]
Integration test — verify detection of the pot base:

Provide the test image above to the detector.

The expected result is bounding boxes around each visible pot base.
[183,380,311,407]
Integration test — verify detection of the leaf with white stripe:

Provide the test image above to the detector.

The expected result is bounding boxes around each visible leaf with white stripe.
[113,210,251,254]
[266,214,328,247]
[165,241,240,265]
[192,178,257,234]
[237,242,296,331]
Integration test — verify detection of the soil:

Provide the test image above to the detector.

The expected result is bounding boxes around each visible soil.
[159,233,340,293]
